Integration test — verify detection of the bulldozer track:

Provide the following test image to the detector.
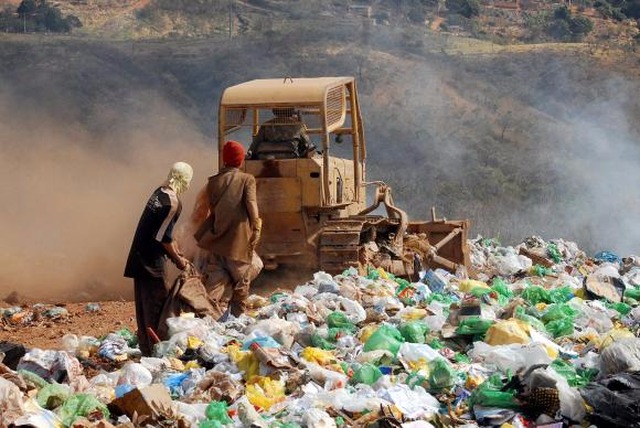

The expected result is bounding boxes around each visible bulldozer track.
[318,216,403,274]
[319,219,364,274]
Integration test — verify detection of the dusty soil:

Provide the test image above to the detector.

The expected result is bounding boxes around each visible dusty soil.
[0,301,137,351]
[0,269,310,351]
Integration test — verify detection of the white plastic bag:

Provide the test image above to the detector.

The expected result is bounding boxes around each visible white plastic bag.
[303,408,337,428]
[117,362,152,388]
[0,377,24,425]
[469,341,553,373]
[397,343,441,369]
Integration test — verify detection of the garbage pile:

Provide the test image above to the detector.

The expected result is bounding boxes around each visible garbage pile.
[1,304,71,327]
[3,235,640,427]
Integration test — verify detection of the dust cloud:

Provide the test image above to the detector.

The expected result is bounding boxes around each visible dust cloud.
[0,89,217,303]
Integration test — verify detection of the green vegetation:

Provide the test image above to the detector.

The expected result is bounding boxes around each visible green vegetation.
[0,0,81,33]
[525,6,594,42]
[447,0,481,19]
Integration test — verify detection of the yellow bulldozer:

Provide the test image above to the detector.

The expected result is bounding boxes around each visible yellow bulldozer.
[218,76,470,279]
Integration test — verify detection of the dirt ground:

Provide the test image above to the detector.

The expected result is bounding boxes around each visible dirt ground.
[0,269,311,351]
[0,301,137,351]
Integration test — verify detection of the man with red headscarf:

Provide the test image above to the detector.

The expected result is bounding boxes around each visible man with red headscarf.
[194,141,262,318]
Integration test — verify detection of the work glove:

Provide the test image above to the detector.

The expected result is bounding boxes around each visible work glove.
[174,256,189,271]
[249,218,262,257]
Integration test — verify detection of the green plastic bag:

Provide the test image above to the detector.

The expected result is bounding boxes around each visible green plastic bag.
[625,286,640,301]
[399,321,429,343]
[453,352,471,364]
[469,375,519,409]
[491,278,513,299]
[311,333,336,350]
[327,327,353,342]
[428,338,445,349]
[550,359,591,388]
[426,293,455,306]
[350,362,383,385]
[395,278,417,305]
[514,307,546,333]
[116,328,138,347]
[366,266,380,280]
[469,287,492,298]
[37,383,71,410]
[199,401,233,427]
[547,243,563,263]
[541,304,577,324]
[545,317,574,338]
[270,292,288,303]
[428,358,457,392]
[18,370,48,390]
[363,324,404,356]
[456,317,493,336]
[326,312,357,333]
[548,286,573,304]
[59,393,110,427]
[606,301,632,316]
[533,264,553,277]
[521,286,550,305]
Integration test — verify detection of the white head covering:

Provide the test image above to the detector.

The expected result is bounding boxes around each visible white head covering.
[165,161,193,195]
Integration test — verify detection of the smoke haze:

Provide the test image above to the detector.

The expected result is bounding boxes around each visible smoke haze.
[0,85,215,302]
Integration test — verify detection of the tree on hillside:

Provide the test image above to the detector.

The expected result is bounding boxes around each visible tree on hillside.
[11,0,81,33]
[624,0,640,18]
[446,0,481,18]
[525,6,593,42]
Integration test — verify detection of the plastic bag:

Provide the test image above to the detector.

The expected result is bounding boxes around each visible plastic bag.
[311,332,337,350]
[521,286,549,305]
[541,304,577,324]
[469,375,519,409]
[303,408,337,428]
[399,321,429,343]
[580,372,640,426]
[514,307,546,333]
[428,358,457,392]
[326,311,357,333]
[606,301,632,316]
[458,279,490,293]
[456,317,493,336]
[600,337,640,376]
[397,342,441,371]
[226,345,259,381]
[245,376,285,410]
[363,324,404,356]
[491,277,513,299]
[301,347,336,366]
[199,401,233,427]
[550,359,591,388]
[37,383,71,410]
[117,362,153,388]
[0,377,24,425]
[548,286,574,303]
[350,362,383,385]
[545,317,575,338]
[484,320,531,345]
[58,393,110,427]
[468,342,553,373]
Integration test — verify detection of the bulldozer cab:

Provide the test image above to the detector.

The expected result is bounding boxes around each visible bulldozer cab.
[218,77,367,268]
[218,77,470,276]
[218,77,364,209]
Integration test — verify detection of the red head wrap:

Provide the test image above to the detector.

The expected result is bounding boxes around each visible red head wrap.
[223,140,245,167]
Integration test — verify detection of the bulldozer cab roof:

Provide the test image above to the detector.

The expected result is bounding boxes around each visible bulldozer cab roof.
[220,76,354,106]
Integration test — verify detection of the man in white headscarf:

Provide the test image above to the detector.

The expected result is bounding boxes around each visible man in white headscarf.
[124,161,193,356]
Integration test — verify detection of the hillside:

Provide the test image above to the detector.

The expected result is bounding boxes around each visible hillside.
[1,1,640,300]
